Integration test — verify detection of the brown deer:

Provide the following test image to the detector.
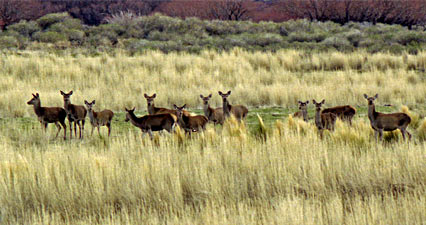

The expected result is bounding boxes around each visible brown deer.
[200,94,224,125]
[218,90,248,120]
[321,104,356,125]
[27,93,67,140]
[313,99,337,138]
[60,90,87,139]
[144,93,190,117]
[293,100,309,122]
[363,94,411,141]
[84,100,114,137]
[173,104,208,134]
[124,107,177,139]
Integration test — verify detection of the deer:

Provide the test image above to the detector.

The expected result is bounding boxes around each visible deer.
[84,100,114,137]
[60,90,87,139]
[293,100,309,122]
[200,94,224,125]
[312,99,337,138]
[144,93,190,117]
[321,104,356,125]
[363,94,411,142]
[173,104,208,134]
[124,107,177,139]
[218,90,248,121]
[27,93,67,140]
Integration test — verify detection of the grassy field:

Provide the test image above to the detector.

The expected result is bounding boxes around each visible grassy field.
[0,50,425,224]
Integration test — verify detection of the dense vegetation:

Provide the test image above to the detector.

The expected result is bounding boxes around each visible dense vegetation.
[1,13,425,54]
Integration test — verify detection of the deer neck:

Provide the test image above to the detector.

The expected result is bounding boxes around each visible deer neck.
[33,101,43,117]
[87,109,96,123]
[315,109,322,129]
[222,99,231,116]
[367,103,377,122]
[63,99,72,112]
[301,109,308,121]
[203,103,212,118]
[147,102,155,115]
[127,112,142,127]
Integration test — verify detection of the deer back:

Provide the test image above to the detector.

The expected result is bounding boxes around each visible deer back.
[230,105,249,120]
[322,105,356,118]
[40,107,67,123]
[374,112,411,131]
[93,110,114,126]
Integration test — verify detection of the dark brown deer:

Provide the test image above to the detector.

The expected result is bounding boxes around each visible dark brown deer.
[27,93,67,140]
[84,100,114,137]
[293,100,309,122]
[173,104,208,134]
[218,90,248,121]
[124,107,177,139]
[321,104,356,125]
[60,90,87,139]
[313,99,337,138]
[144,93,190,117]
[363,94,411,141]
[200,94,224,125]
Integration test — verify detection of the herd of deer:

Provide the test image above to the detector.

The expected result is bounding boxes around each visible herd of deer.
[26,90,411,142]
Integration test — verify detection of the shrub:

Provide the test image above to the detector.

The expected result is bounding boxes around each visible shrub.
[7,20,41,37]
[67,29,85,44]
[0,36,18,49]
[288,32,327,43]
[33,31,67,43]
[344,30,363,47]
[36,13,70,30]
[394,31,426,45]
[321,37,353,51]
[87,35,112,47]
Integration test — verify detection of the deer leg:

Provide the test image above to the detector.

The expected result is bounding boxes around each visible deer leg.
[374,130,378,142]
[69,120,73,139]
[148,129,154,140]
[378,129,383,141]
[43,123,48,133]
[107,123,111,137]
[54,122,61,139]
[73,121,77,138]
[60,120,67,140]
[81,119,85,138]
[97,126,101,137]
[91,125,95,136]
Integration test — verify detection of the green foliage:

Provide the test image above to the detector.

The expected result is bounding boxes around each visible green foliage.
[7,20,41,37]
[36,12,70,30]
[33,31,67,43]
[0,36,19,49]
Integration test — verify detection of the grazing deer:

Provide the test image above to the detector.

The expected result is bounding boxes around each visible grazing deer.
[124,107,177,139]
[27,93,67,140]
[173,104,208,134]
[293,100,309,122]
[144,93,190,117]
[363,94,411,141]
[321,104,356,125]
[218,90,248,120]
[60,90,87,139]
[200,94,224,125]
[84,100,114,137]
[313,99,337,138]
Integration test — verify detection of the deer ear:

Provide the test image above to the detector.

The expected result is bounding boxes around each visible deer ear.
[173,104,178,109]
[312,99,316,104]
[306,100,309,104]
[363,94,368,99]
[152,93,156,98]
[218,91,222,95]
[321,99,325,104]
[131,107,135,111]
[227,90,231,95]
[208,94,212,98]
[200,94,203,98]
[374,93,378,99]
[69,91,73,95]
[84,100,88,105]
[92,100,95,105]
[60,91,64,95]
[124,107,129,111]
[298,100,302,104]
[183,104,187,108]
[144,93,148,98]
[36,93,39,97]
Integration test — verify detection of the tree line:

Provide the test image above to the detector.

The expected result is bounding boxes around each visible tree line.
[0,0,425,30]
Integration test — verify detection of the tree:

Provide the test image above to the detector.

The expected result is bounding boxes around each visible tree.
[208,0,250,21]
[0,0,46,29]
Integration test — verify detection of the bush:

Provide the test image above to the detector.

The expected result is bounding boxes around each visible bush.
[321,37,353,51]
[7,20,41,37]
[33,31,67,43]
[394,31,426,45]
[67,29,85,44]
[288,32,327,43]
[36,13,70,30]
[0,36,18,49]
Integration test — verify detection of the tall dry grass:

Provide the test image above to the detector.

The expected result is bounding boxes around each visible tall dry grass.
[0,50,425,224]
[0,49,424,117]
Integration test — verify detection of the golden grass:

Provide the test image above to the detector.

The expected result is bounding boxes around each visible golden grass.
[0,50,425,224]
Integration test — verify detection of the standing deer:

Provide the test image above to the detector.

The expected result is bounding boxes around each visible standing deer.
[84,100,114,137]
[313,99,337,138]
[293,100,309,122]
[124,107,177,139]
[144,93,190,117]
[218,90,248,121]
[173,104,208,134]
[27,93,67,140]
[321,104,356,125]
[363,94,411,141]
[60,90,87,139]
[200,94,224,125]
